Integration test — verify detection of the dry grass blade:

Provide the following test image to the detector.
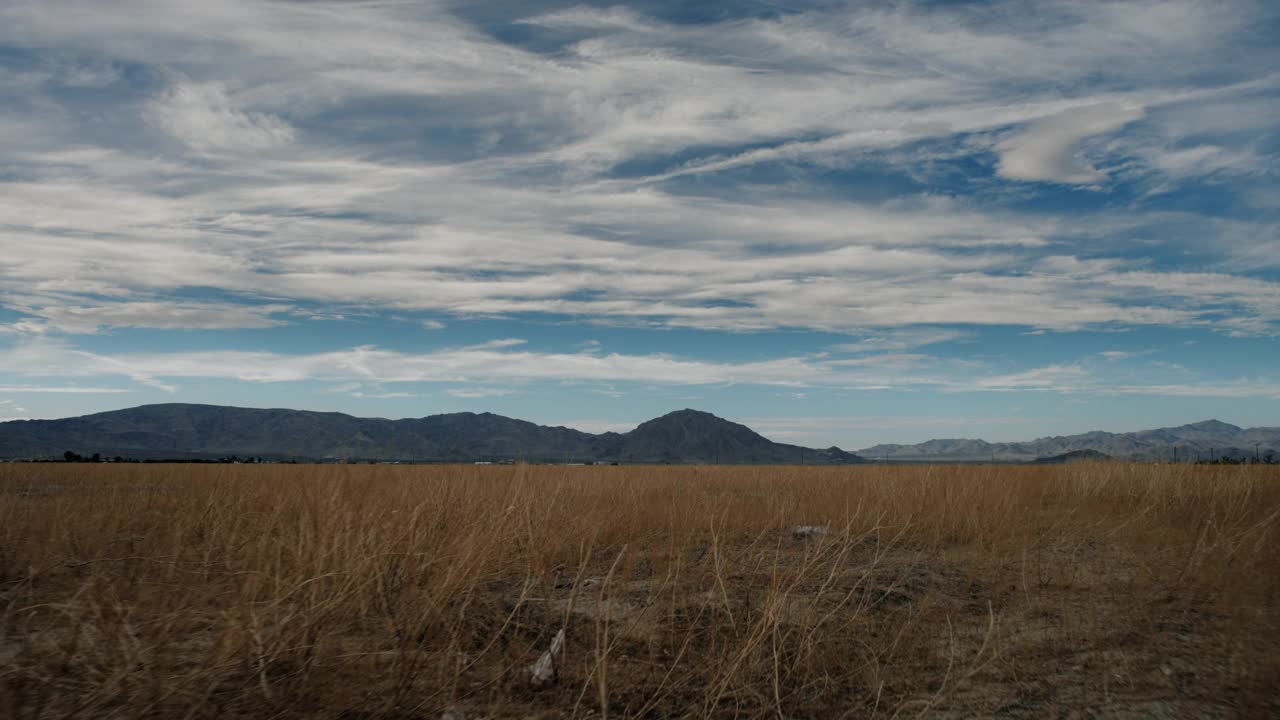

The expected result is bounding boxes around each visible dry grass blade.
[0,461,1275,718]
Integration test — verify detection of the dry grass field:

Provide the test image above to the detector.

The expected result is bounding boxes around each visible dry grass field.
[1,462,1277,719]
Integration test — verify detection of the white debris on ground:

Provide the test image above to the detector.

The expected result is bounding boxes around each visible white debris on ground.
[554,575,602,589]
[529,628,565,687]
[791,525,830,539]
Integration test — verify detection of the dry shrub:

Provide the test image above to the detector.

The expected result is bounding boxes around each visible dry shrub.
[0,462,1277,718]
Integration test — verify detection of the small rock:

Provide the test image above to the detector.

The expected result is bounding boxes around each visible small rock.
[792,525,829,539]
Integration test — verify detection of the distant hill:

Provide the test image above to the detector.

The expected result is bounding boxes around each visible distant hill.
[1030,449,1111,465]
[0,405,867,465]
[858,419,1280,462]
[616,410,859,464]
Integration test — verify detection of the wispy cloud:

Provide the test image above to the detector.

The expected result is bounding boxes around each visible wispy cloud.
[0,0,1277,430]
[969,364,1093,392]
[1097,349,1159,362]
[445,387,519,398]
[0,0,1273,340]
[833,328,975,353]
[9,300,290,334]
[0,384,129,394]
[4,338,1278,401]
[996,103,1144,185]
[148,81,295,153]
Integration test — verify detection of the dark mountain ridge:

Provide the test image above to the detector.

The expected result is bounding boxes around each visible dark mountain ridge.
[0,404,866,465]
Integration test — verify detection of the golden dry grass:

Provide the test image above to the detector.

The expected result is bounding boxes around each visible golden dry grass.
[1,462,1277,718]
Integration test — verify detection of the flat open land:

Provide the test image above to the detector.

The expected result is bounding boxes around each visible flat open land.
[1,463,1277,718]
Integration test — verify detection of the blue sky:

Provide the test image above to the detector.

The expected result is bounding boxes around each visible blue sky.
[1,0,1278,448]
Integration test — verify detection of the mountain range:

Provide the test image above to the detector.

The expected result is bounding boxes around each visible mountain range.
[1,404,1275,464]
[0,404,864,464]
[856,419,1280,462]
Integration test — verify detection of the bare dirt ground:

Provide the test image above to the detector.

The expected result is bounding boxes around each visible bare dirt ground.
[1,463,1277,718]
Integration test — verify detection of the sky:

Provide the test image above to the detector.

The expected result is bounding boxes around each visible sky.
[0,0,1278,449]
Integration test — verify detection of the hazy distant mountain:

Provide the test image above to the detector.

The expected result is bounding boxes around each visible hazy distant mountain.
[858,419,1280,462]
[0,405,866,465]
[1029,449,1112,465]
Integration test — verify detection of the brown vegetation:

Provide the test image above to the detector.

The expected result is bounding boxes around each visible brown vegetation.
[1,462,1277,718]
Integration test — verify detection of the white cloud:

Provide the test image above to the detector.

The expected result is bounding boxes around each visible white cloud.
[445,387,518,398]
[9,300,289,333]
[325,382,416,399]
[147,81,295,152]
[1147,144,1256,178]
[470,339,528,349]
[0,0,1272,347]
[826,354,936,370]
[996,103,1145,184]
[3,338,1278,402]
[3,167,1273,334]
[0,385,129,393]
[517,7,654,33]
[0,336,912,392]
[0,320,47,335]
[969,364,1093,392]
[833,328,974,353]
[1097,349,1158,362]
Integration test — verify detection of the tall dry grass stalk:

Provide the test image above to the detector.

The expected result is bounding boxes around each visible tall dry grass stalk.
[0,462,1277,718]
